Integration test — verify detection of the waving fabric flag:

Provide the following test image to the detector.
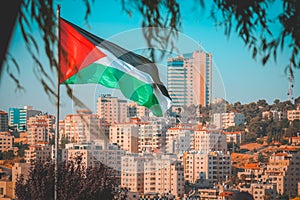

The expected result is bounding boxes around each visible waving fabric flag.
[59,17,172,117]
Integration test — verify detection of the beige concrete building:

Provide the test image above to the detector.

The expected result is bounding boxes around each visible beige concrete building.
[213,112,245,129]
[167,50,212,107]
[239,183,277,200]
[193,129,227,153]
[24,143,52,164]
[27,114,55,145]
[262,152,300,197]
[63,110,101,144]
[183,151,231,185]
[237,163,264,184]
[0,132,13,152]
[128,102,150,118]
[223,131,245,145]
[97,94,128,124]
[262,110,287,121]
[165,127,194,154]
[138,120,166,153]
[121,153,152,194]
[12,162,30,183]
[109,122,139,153]
[0,181,14,199]
[144,155,185,199]
[287,104,300,121]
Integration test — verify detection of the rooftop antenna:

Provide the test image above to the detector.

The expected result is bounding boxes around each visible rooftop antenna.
[288,61,294,104]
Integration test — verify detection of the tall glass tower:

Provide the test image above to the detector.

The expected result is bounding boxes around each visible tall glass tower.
[167,50,212,107]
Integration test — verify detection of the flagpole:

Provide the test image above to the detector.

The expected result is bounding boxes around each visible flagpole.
[55,4,61,200]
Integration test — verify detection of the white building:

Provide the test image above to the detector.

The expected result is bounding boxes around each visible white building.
[193,129,227,153]
[65,142,126,173]
[138,120,166,153]
[262,110,287,121]
[213,112,245,129]
[165,127,194,154]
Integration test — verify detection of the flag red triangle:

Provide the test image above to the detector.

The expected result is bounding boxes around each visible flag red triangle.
[59,18,106,83]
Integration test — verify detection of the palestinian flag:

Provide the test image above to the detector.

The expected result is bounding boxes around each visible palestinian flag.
[59,17,172,117]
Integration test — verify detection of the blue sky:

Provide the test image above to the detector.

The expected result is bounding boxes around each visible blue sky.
[0,0,299,118]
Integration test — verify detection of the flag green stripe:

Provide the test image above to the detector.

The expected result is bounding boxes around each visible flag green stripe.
[64,63,163,116]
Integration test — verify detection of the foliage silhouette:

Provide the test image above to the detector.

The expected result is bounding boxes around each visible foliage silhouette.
[15,155,127,200]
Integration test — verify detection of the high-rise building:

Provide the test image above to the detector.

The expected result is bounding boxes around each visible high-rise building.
[8,106,42,131]
[167,50,212,107]
[97,94,128,124]
[0,110,8,132]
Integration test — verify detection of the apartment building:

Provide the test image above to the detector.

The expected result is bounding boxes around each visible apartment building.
[121,153,152,194]
[223,131,245,146]
[138,120,166,153]
[287,104,300,121]
[239,183,277,200]
[183,151,231,185]
[63,110,101,143]
[109,122,139,153]
[144,155,185,199]
[0,132,13,152]
[193,129,227,153]
[97,94,128,124]
[27,114,55,145]
[65,142,126,172]
[237,163,264,184]
[165,126,194,154]
[8,106,42,131]
[24,143,52,164]
[262,110,287,121]
[213,112,245,129]
[262,152,300,197]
